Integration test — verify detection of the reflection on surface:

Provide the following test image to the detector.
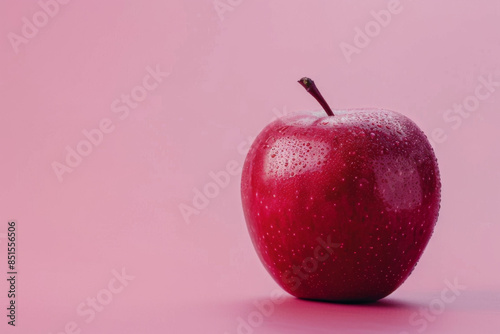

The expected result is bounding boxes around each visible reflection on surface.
[205,290,500,334]
[244,296,422,333]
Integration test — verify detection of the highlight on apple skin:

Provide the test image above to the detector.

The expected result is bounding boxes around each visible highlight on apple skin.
[240,78,441,302]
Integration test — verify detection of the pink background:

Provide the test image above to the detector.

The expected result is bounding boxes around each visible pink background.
[1,0,499,333]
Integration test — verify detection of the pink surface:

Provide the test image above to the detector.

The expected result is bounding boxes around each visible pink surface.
[0,0,499,333]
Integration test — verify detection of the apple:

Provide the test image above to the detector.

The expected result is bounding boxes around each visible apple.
[241,78,441,302]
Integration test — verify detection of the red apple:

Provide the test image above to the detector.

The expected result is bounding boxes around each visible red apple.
[241,78,441,302]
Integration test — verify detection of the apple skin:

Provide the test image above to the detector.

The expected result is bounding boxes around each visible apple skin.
[241,109,440,302]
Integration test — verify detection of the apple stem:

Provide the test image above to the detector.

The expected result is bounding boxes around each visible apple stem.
[298,77,334,116]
